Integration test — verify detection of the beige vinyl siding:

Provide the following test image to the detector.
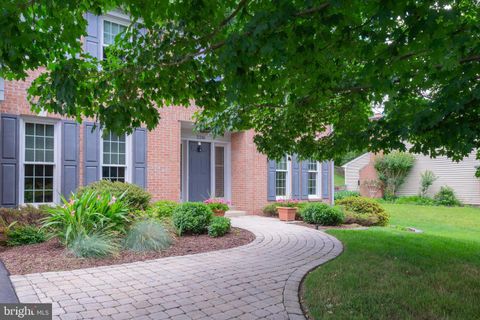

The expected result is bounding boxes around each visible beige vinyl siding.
[343,153,371,192]
[397,151,480,205]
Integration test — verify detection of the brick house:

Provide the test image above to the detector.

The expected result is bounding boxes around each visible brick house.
[0,11,333,214]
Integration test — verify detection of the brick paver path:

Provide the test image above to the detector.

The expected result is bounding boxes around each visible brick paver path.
[10,216,342,320]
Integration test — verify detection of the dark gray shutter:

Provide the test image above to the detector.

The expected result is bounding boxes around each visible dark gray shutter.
[84,122,100,185]
[322,161,330,199]
[301,161,309,200]
[267,159,276,201]
[0,115,19,207]
[0,78,4,101]
[61,121,79,198]
[132,128,147,188]
[291,155,300,199]
[85,13,100,59]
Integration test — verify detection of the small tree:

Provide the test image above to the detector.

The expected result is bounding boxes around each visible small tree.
[374,152,415,198]
[419,170,438,197]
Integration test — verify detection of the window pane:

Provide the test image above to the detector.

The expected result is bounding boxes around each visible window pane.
[308,160,317,171]
[308,172,317,195]
[26,123,35,135]
[24,164,54,203]
[25,123,54,164]
[276,156,287,171]
[118,154,125,165]
[102,166,126,182]
[276,172,286,196]
[215,146,225,198]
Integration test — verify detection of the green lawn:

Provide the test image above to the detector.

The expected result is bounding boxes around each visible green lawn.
[334,171,345,187]
[302,204,480,320]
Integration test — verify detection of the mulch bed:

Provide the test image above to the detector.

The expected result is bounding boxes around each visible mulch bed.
[0,227,255,275]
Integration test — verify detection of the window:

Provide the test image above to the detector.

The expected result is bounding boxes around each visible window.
[275,156,289,197]
[215,146,225,198]
[23,123,55,203]
[102,132,127,182]
[102,19,127,59]
[307,160,319,196]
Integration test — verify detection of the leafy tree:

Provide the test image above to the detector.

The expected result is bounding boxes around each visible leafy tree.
[374,152,415,198]
[1,1,479,167]
[419,170,438,197]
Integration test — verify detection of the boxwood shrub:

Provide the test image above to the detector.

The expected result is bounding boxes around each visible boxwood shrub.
[6,225,46,246]
[172,202,213,235]
[301,203,344,226]
[336,196,389,226]
[146,200,179,219]
[208,216,231,237]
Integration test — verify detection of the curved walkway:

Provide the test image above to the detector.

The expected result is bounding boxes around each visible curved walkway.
[10,216,342,320]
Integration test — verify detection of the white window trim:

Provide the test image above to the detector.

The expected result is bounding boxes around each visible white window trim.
[308,160,322,200]
[99,131,133,183]
[275,155,292,200]
[18,116,61,205]
[99,14,130,60]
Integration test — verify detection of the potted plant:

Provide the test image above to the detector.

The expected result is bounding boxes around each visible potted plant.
[204,198,230,217]
[276,200,300,221]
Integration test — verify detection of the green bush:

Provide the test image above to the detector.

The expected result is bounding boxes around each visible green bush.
[43,190,130,245]
[395,195,436,206]
[301,203,344,226]
[0,205,48,228]
[124,219,172,251]
[334,190,360,201]
[76,180,151,210]
[419,170,437,197]
[68,232,120,258]
[146,200,179,219]
[434,186,462,207]
[172,202,213,235]
[208,216,231,237]
[337,196,389,226]
[6,225,46,246]
[262,203,280,216]
[374,152,415,198]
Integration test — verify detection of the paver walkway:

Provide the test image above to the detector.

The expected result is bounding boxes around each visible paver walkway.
[10,216,342,320]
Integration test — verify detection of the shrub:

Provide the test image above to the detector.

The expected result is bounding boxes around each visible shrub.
[336,196,389,226]
[208,216,231,237]
[76,180,151,210]
[301,203,344,226]
[434,186,462,206]
[6,225,46,246]
[262,203,280,216]
[124,219,172,251]
[172,202,213,235]
[204,198,230,212]
[420,170,437,197]
[374,152,415,198]
[395,195,436,206]
[146,200,179,219]
[69,232,120,258]
[0,205,48,228]
[334,190,360,201]
[43,190,130,245]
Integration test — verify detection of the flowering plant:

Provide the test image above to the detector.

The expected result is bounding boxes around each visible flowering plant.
[275,199,301,208]
[203,198,230,211]
[42,190,130,245]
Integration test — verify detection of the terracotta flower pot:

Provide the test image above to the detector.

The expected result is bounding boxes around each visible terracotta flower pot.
[277,207,297,221]
[213,209,226,217]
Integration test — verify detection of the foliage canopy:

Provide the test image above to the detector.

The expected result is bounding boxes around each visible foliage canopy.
[1,1,479,165]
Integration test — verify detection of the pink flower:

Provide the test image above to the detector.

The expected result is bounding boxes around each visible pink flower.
[69,198,75,205]
[70,210,75,216]
[97,195,101,200]
[108,196,117,206]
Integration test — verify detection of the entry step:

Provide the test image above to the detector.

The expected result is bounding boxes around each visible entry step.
[225,210,247,217]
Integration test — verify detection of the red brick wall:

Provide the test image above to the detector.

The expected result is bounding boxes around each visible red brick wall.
[1,75,270,214]
[231,131,268,214]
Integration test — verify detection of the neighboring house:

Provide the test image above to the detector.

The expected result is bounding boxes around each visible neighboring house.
[343,152,480,205]
[0,11,333,214]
